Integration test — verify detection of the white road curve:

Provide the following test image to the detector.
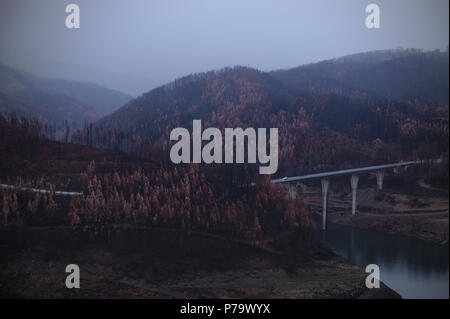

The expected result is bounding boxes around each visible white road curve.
[0,184,83,196]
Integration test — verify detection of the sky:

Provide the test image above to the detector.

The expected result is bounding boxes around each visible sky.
[0,0,448,96]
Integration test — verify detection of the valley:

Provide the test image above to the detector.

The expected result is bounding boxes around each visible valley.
[0,48,448,299]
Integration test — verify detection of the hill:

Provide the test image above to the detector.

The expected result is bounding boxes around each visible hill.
[271,49,449,105]
[0,63,132,123]
[98,49,449,176]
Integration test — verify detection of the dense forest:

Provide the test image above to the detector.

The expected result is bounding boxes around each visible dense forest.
[0,114,313,247]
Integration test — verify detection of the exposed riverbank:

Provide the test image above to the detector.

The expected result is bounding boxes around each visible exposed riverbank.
[303,177,449,244]
[0,226,400,298]
[328,210,448,244]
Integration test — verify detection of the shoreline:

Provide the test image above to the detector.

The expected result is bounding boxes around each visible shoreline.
[0,226,400,299]
[327,210,449,244]
[303,181,449,245]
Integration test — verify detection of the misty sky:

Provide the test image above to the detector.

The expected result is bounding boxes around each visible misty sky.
[0,0,448,96]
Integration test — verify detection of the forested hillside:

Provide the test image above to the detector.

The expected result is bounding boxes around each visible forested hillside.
[98,49,449,176]
[272,49,449,105]
[1,49,448,239]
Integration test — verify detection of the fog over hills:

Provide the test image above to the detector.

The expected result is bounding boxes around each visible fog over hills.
[100,49,449,137]
[0,1,448,301]
[271,49,449,106]
[0,63,132,123]
[1,0,448,97]
[91,49,448,176]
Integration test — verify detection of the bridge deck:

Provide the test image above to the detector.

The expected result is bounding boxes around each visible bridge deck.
[272,160,423,184]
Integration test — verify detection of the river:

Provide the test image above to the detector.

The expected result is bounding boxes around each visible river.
[315,217,449,298]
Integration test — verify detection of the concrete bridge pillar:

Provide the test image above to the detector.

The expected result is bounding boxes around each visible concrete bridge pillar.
[288,183,297,199]
[321,179,330,230]
[376,170,384,190]
[350,174,359,216]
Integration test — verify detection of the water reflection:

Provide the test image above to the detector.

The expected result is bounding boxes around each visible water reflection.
[316,217,449,299]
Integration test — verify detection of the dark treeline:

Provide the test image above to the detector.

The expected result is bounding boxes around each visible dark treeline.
[0,114,314,247]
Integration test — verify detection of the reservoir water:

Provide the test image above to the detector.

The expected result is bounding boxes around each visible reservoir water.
[316,217,449,299]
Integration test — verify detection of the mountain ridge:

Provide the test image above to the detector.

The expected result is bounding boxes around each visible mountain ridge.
[0,63,132,123]
[100,49,449,137]
[94,49,448,176]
